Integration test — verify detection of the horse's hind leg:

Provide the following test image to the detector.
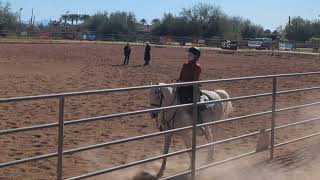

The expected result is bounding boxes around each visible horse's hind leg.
[181,132,193,169]
[204,126,215,162]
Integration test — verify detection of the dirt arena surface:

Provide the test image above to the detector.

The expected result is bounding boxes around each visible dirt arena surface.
[0,43,320,180]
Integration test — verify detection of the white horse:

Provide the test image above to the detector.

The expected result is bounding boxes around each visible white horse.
[149,83,233,178]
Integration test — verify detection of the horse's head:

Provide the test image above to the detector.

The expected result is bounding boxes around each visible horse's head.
[148,82,164,119]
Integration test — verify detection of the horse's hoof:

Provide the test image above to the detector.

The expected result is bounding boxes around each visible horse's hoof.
[206,158,215,164]
[156,172,164,178]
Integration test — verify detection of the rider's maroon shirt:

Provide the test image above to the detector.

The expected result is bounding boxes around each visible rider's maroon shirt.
[178,60,201,82]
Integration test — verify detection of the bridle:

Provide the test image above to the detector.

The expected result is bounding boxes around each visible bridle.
[150,90,164,108]
[151,87,177,131]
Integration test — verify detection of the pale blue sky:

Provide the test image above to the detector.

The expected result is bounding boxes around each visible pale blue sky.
[6,0,320,30]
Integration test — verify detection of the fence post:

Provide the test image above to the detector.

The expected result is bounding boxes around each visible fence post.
[191,84,199,180]
[57,96,65,180]
[270,77,277,159]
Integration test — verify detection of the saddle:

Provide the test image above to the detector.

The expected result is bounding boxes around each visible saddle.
[176,88,215,111]
[199,91,215,111]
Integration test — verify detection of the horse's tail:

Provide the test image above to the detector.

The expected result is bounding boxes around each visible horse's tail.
[215,89,234,118]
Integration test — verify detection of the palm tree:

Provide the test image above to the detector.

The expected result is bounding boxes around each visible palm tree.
[140,18,147,25]
[81,14,90,24]
[60,14,69,26]
[74,14,80,25]
[68,14,77,26]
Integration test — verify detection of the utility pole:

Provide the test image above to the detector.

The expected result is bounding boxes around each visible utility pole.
[33,13,36,25]
[288,16,291,25]
[19,8,23,26]
[30,8,34,25]
[65,11,69,30]
[18,8,23,38]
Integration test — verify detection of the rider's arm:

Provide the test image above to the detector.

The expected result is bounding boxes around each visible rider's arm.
[178,64,186,81]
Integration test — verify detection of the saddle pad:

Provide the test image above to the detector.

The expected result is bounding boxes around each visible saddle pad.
[200,92,215,109]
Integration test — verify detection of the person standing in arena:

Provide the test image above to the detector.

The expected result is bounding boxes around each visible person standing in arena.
[123,43,131,65]
[143,42,151,66]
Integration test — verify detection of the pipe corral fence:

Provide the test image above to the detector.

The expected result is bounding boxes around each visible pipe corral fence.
[1,72,320,180]
[1,30,320,51]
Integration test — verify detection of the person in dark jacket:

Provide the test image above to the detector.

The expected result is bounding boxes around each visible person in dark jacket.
[123,43,131,65]
[177,47,202,104]
[143,42,151,66]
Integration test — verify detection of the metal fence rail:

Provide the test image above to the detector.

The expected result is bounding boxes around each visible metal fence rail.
[1,71,320,103]
[0,71,320,180]
[1,30,320,50]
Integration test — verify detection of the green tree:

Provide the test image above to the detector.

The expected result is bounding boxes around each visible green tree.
[68,14,79,25]
[85,11,137,34]
[151,18,160,25]
[0,1,18,30]
[284,16,313,41]
[127,12,136,32]
[86,12,108,32]
[60,14,69,26]
[240,20,263,39]
[311,19,320,38]
[180,3,225,37]
[80,14,90,24]
[270,30,280,40]
[74,14,80,25]
[140,18,147,25]
[263,29,271,37]
[151,2,265,39]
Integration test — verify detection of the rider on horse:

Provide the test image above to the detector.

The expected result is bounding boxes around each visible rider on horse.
[177,47,206,135]
[177,47,201,104]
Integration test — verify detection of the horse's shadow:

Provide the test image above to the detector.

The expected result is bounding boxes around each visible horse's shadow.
[133,65,143,67]
[111,64,143,68]
[202,140,320,180]
[111,64,125,67]
[133,171,190,180]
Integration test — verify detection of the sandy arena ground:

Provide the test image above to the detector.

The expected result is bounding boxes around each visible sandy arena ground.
[0,43,320,180]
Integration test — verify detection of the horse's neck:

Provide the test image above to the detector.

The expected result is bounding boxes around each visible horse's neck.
[161,87,177,106]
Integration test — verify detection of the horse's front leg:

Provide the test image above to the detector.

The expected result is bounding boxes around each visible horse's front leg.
[156,133,172,178]
[204,126,215,162]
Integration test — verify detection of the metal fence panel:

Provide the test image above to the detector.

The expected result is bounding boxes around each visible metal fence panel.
[0,72,320,180]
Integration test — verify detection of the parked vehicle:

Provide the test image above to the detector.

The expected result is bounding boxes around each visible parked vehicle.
[279,42,295,51]
[248,38,273,50]
[0,30,8,37]
[20,31,28,36]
